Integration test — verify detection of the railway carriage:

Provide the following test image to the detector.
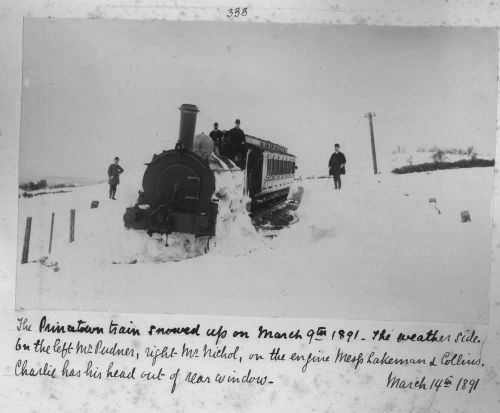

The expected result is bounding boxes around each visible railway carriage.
[244,135,296,207]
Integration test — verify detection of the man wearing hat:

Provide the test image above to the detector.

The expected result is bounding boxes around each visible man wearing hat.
[107,156,124,200]
[328,144,346,189]
[209,122,223,146]
[225,119,246,167]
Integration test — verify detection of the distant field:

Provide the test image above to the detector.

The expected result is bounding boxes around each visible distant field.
[19,177,104,192]
[392,158,494,174]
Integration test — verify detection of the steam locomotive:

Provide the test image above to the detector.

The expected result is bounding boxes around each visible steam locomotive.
[123,104,296,239]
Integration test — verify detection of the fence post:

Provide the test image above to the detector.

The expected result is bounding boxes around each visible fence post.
[21,217,32,264]
[49,212,55,253]
[69,209,75,243]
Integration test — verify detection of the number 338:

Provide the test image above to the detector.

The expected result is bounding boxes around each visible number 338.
[227,7,247,18]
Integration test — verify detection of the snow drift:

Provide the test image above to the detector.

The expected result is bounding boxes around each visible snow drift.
[16,160,495,323]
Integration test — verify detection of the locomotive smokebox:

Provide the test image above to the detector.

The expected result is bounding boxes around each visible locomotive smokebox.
[177,104,199,151]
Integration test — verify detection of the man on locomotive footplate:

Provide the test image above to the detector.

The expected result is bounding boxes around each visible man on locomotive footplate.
[222,118,246,168]
[209,122,223,156]
[209,122,223,145]
[107,156,124,200]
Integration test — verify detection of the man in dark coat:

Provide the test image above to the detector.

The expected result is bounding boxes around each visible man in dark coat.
[209,122,224,156]
[107,156,124,200]
[223,119,246,167]
[209,122,223,146]
[328,143,346,189]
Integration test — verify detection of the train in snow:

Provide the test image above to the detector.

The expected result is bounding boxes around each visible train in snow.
[123,104,296,239]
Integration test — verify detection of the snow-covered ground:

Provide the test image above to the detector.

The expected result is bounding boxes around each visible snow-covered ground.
[16,163,495,324]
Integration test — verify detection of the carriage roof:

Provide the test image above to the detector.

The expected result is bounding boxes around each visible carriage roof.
[244,134,295,157]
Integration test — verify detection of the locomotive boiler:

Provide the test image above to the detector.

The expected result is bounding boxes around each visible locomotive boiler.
[123,104,296,240]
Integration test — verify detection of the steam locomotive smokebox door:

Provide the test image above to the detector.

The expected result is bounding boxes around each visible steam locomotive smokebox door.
[139,150,217,237]
[155,165,199,204]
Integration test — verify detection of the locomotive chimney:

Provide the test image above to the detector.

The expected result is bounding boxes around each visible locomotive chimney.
[177,104,199,150]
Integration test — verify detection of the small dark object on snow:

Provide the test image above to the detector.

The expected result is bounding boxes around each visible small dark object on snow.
[91,200,99,209]
[39,256,59,272]
[404,193,410,197]
[429,198,436,203]
[461,210,471,223]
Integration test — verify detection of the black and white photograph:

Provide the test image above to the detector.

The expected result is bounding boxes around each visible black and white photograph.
[16,19,497,323]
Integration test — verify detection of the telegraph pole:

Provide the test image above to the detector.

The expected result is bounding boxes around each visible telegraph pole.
[364,112,378,175]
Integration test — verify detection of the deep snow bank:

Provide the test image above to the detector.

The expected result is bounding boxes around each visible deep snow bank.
[16,165,494,323]
[17,164,266,269]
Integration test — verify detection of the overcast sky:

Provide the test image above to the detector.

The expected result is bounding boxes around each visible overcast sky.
[19,19,498,181]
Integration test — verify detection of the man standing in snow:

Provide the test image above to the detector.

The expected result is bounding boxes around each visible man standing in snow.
[328,144,346,189]
[108,156,124,200]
